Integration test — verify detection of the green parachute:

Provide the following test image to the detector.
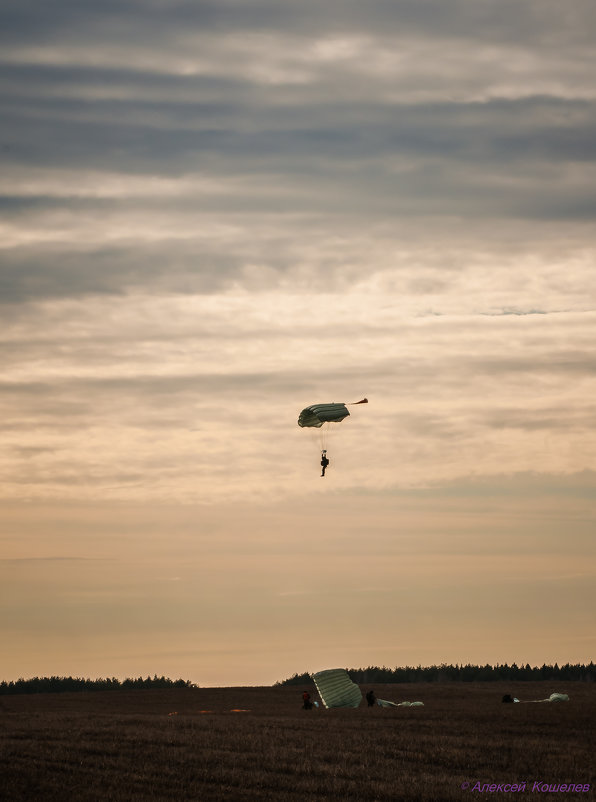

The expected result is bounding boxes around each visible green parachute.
[312,669,362,708]
[297,398,368,429]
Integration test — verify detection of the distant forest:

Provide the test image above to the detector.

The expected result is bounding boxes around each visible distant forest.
[0,675,196,695]
[277,662,596,685]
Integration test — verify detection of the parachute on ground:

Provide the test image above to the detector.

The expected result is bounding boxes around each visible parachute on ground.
[377,698,424,708]
[503,691,569,704]
[527,692,569,703]
[547,693,569,702]
[312,669,362,709]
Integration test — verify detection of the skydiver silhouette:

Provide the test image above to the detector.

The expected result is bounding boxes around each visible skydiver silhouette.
[320,450,330,477]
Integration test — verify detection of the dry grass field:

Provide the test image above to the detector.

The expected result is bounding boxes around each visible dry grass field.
[1,682,594,801]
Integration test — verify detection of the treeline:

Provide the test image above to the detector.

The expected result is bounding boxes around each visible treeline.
[277,662,596,686]
[0,675,197,695]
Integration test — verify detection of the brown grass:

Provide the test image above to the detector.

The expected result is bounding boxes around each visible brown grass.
[1,682,594,800]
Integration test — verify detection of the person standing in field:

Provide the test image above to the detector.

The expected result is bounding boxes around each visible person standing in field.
[366,689,376,707]
[302,691,313,710]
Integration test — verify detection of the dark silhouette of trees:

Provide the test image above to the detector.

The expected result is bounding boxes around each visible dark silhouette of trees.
[276,662,596,685]
[5,664,594,695]
[0,675,196,695]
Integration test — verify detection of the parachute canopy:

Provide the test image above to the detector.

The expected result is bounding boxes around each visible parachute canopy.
[527,692,570,703]
[548,693,569,702]
[377,699,424,707]
[298,403,349,428]
[312,669,362,709]
[298,398,367,429]
[504,691,569,704]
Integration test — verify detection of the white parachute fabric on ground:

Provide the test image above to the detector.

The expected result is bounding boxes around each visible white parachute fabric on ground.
[509,692,569,703]
[312,669,362,708]
[298,403,350,428]
[377,699,424,707]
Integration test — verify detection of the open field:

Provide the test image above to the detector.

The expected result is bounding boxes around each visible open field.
[1,682,594,801]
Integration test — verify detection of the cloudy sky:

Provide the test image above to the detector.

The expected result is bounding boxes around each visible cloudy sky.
[1,0,595,687]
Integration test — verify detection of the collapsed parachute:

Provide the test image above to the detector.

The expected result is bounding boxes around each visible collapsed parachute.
[312,669,362,709]
[506,692,570,704]
[377,699,424,707]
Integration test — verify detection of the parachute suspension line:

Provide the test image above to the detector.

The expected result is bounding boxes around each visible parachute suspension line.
[322,422,331,451]
[308,425,323,452]
[307,424,326,453]
[322,418,344,451]
[307,420,337,452]
[318,422,331,452]
[319,425,327,452]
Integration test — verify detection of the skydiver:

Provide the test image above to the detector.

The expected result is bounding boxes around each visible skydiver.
[320,450,330,477]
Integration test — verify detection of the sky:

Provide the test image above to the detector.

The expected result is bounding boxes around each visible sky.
[1,0,595,687]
